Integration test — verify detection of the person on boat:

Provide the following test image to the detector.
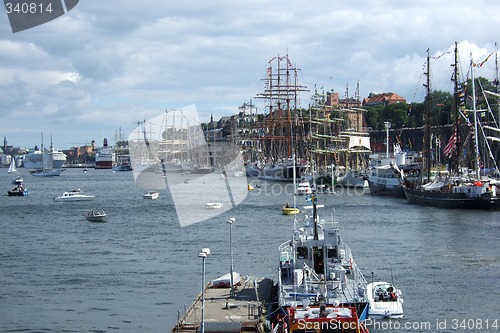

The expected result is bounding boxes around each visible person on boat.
[285,202,290,208]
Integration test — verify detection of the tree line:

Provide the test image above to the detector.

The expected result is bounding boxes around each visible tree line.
[365,77,499,130]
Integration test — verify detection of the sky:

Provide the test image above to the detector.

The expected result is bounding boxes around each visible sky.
[1,0,500,150]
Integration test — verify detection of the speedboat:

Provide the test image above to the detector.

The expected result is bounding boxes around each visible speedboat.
[367,281,404,318]
[85,210,107,222]
[54,188,95,201]
[143,190,159,199]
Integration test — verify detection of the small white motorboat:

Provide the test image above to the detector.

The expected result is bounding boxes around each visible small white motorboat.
[85,210,107,222]
[143,190,159,199]
[12,175,24,185]
[54,188,95,202]
[367,281,404,318]
[206,201,223,209]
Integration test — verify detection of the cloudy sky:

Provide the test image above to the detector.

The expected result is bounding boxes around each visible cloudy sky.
[1,0,500,149]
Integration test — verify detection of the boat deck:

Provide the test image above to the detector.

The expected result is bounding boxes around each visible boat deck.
[173,276,274,333]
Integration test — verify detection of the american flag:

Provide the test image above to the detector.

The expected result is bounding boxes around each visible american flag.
[443,131,457,157]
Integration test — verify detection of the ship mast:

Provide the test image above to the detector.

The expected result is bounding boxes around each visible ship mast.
[495,42,500,126]
[450,42,462,174]
[470,54,481,180]
[423,49,432,182]
[256,54,308,163]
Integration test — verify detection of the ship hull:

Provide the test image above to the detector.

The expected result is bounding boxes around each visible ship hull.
[368,179,405,197]
[403,187,500,210]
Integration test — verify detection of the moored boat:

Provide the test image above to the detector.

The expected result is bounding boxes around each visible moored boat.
[400,46,500,210]
[366,281,404,319]
[274,195,370,330]
[95,138,114,169]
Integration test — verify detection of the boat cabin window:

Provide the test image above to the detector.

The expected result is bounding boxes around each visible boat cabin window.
[327,247,337,259]
[296,246,308,259]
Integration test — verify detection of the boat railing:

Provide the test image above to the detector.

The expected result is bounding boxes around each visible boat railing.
[322,220,339,230]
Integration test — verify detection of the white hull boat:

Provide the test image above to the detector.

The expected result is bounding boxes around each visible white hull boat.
[296,179,312,195]
[85,210,107,222]
[206,201,223,209]
[367,281,404,318]
[143,190,159,199]
[55,189,95,202]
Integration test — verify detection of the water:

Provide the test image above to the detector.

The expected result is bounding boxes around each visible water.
[1,168,499,332]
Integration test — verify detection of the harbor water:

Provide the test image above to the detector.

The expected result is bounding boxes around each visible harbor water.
[1,168,499,332]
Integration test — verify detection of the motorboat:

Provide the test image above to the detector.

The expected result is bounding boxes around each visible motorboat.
[85,210,107,222]
[366,281,404,318]
[206,201,223,209]
[275,194,370,330]
[296,179,313,195]
[143,190,159,199]
[12,175,24,185]
[8,184,29,197]
[54,188,95,202]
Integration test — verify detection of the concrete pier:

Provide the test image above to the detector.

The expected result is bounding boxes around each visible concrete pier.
[173,276,274,333]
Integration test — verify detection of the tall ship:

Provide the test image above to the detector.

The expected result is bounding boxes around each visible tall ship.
[253,54,310,181]
[28,134,65,177]
[95,138,114,169]
[400,44,500,209]
[113,128,132,171]
[273,196,370,332]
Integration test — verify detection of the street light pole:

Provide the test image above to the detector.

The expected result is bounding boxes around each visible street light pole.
[198,248,211,333]
[227,218,235,298]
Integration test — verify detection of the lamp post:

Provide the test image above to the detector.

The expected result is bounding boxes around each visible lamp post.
[198,248,211,333]
[227,218,235,298]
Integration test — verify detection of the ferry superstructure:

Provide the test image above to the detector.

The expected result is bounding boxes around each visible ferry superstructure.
[95,138,114,169]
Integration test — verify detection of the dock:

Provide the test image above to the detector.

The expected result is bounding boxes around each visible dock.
[173,276,275,333]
